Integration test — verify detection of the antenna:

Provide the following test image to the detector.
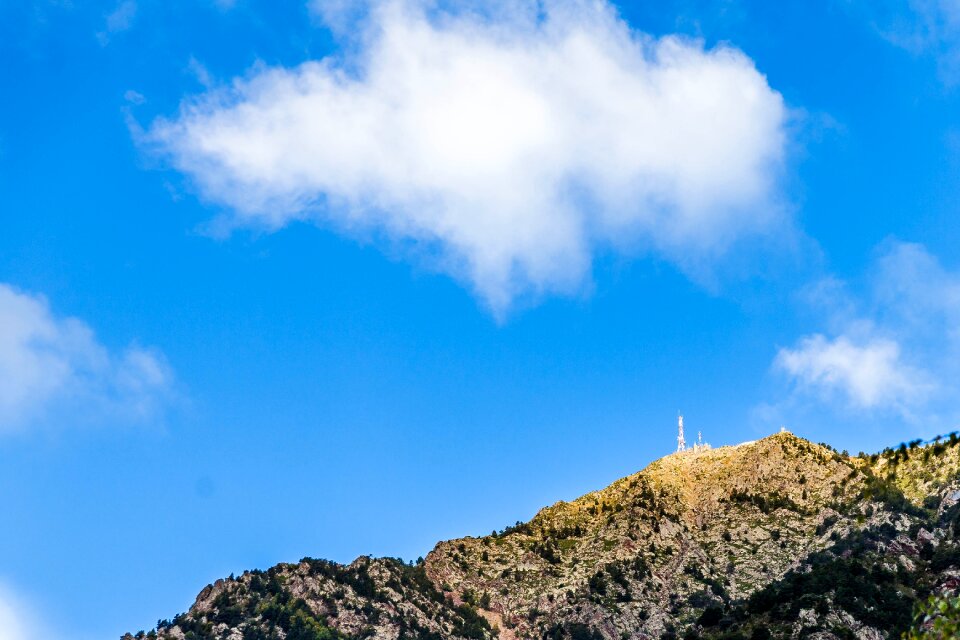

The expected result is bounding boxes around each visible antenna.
[677,414,686,452]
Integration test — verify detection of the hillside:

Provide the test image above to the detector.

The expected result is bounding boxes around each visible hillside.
[125,431,960,640]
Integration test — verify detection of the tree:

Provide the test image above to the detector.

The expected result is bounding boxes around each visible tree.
[903,594,960,639]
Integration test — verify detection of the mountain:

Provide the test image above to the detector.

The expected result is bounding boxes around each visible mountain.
[124,431,960,640]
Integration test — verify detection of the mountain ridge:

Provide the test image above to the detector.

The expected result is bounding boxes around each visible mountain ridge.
[125,431,960,640]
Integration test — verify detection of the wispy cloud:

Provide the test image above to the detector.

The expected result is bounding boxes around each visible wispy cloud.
[772,240,960,424]
[860,0,960,84]
[145,0,790,315]
[0,283,172,433]
[96,0,137,46]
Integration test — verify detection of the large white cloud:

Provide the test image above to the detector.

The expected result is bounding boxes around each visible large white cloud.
[147,0,788,313]
[0,284,171,432]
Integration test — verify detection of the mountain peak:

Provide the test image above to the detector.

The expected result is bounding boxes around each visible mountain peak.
[132,432,960,640]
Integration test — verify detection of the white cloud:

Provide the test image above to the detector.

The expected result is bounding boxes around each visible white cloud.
[774,240,960,421]
[147,0,789,314]
[776,334,931,411]
[861,0,960,83]
[0,582,47,640]
[97,0,137,46]
[0,593,27,640]
[870,239,960,336]
[124,89,146,105]
[0,283,171,432]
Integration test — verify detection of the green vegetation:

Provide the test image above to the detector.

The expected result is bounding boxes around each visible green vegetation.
[726,489,807,515]
[904,594,960,639]
[146,557,492,640]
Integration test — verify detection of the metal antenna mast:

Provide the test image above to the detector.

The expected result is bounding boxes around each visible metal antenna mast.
[677,414,686,452]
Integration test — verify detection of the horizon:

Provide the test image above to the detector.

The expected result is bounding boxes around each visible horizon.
[3,1,960,638]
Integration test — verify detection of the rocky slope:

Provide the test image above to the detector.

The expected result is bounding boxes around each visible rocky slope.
[125,431,960,640]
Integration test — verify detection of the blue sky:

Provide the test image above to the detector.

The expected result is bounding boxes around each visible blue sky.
[2,0,960,637]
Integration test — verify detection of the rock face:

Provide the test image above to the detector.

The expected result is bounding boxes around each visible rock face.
[126,432,960,640]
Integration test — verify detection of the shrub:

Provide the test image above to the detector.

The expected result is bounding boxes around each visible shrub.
[698,606,723,627]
